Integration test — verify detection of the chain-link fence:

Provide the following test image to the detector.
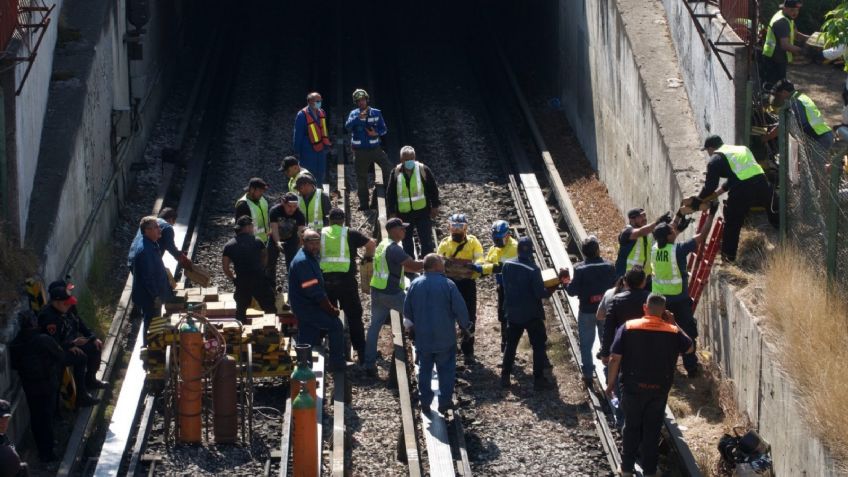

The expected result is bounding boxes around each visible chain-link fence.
[780,105,848,286]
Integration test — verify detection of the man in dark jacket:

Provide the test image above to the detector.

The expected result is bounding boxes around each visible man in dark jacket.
[564,236,617,386]
[288,229,347,372]
[222,216,277,321]
[38,282,104,407]
[501,237,561,390]
[130,216,174,331]
[601,266,650,361]
[10,311,64,462]
[386,146,441,257]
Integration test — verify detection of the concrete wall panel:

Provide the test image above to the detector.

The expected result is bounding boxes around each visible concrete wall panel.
[11,0,65,241]
[660,0,748,143]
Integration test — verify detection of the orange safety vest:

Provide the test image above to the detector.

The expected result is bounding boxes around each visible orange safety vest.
[304,107,331,152]
[625,315,679,334]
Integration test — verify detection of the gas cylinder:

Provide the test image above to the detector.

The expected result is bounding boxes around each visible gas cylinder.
[292,384,317,477]
[178,328,203,443]
[290,344,316,401]
[213,355,237,443]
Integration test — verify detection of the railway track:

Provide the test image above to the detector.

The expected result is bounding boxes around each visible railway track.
[51,0,704,474]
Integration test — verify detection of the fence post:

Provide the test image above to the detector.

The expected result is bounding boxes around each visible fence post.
[778,106,789,243]
[743,80,753,148]
[826,150,841,282]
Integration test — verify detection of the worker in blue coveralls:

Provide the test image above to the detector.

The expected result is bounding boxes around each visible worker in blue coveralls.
[293,92,332,185]
[345,88,393,210]
[288,228,347,372]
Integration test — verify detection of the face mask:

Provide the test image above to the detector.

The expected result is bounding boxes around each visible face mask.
[492,237,505,248]
[313,101,322,109]
[451,233,465,243]
[403,160,416,170]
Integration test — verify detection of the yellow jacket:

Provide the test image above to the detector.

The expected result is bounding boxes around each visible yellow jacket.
[437,234,484,279]
[481,236,518,275]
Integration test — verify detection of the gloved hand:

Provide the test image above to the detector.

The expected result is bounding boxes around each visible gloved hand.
[677,216,692,232]
[319,297,340,317]
[461,328,474,340]
[709,200,719,216]
[178,253,192,269]
[688,196,702,211]
[655,211,673,225]
[491,263,503,274]
[464,263,483,274]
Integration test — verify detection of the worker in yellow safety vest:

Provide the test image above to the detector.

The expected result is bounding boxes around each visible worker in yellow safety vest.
[235,177,271,245]
[650,206,715,378]
[760,0,809,87]
[293,92,332,184]
[279,156,315,194]
[386,146,441,258]
[320,208,376,362]
[437,213,484,363]
[691,135,775,263]
[770,79,835,156]
[295,174,332,230]
[478,220,517,351]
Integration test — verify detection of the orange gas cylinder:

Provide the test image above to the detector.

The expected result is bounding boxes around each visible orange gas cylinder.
[292,384,317,477]
[178,329,203,443]
[213,355,238,443]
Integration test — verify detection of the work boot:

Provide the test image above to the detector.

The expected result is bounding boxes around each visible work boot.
[438,401,454,415]
[76,393,100,408]
[463,352,475,365]
[582,376,593,388]
[365,367,378,378]
[534,377,556,391]
[500,374,511,389]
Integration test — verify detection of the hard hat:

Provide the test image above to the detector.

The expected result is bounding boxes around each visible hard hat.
[491,220,510,239]
[352,89,370,103]
[449,213,468,226]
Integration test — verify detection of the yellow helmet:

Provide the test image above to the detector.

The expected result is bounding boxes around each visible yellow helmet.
[352,89,370,103]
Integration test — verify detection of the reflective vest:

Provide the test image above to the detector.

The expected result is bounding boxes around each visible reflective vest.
[396,162,427,213]
[651,243,683,296]
[794,92,833,136]
[236,195,269,244]
[626,234,653,276]
[320,225,350,273]
[763,11,794,62]
[371,238,404,290]
[482,236,518,284]
[304,107,331,152]
[288,168,312,194]
[298,189,324,230]
[716,144,764,181]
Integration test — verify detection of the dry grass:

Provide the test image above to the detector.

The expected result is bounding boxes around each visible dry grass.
[764,246,848,468]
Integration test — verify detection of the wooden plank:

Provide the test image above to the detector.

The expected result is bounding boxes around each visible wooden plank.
[92,332,146,476]
[279,393,293,477]
[391,310,421,477]
[451,409,472,477]
[411,346,454,477]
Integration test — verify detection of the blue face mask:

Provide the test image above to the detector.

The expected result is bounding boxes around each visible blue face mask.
[313,101,322,109]
[403,160,416,170]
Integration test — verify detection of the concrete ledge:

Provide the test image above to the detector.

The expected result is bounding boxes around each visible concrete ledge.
[699,276,845,476]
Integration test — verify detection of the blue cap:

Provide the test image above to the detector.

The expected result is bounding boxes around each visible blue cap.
[517,236,534,254]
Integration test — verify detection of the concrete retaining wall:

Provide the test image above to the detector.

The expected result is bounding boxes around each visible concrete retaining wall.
[8,0,65,241]
[659,0,748,144]
[557,0,704,219]
[699,277,844,476]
